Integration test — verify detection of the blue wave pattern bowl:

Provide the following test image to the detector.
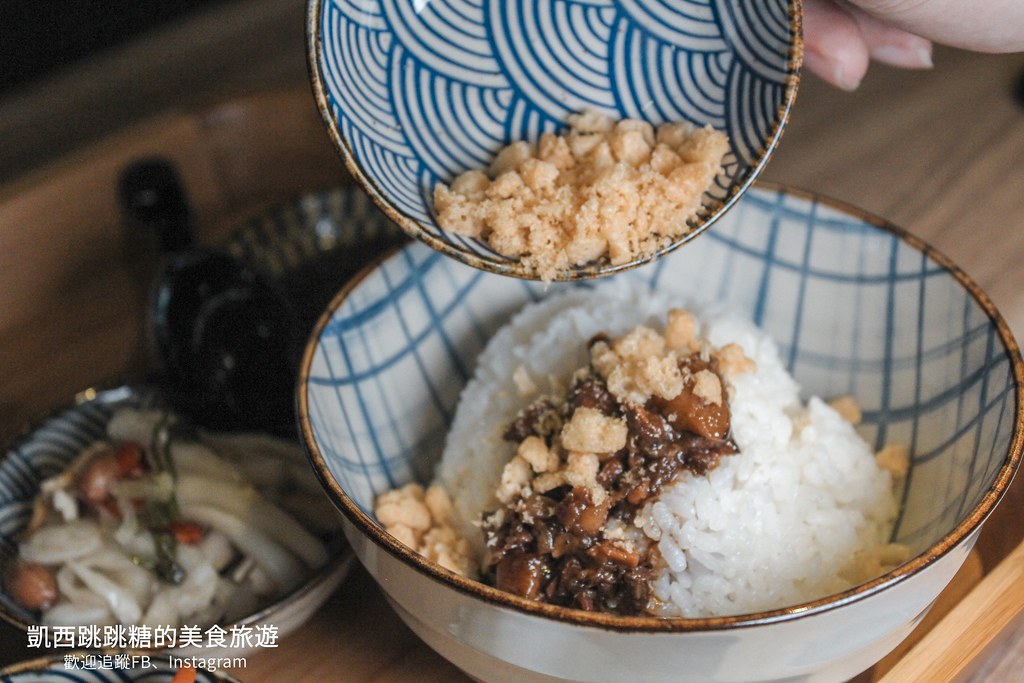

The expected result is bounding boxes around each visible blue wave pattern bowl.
[308,0,802,280]
[299,184,1022,682]
[0,653,240,682]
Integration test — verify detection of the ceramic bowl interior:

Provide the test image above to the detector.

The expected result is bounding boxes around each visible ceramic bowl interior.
[307,0,802,280]
[0,385,352,644]
[0,653,240,682]
[301,183,1022,629]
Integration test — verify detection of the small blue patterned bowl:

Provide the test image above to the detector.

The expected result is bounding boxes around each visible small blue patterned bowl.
[307,0,802,280]
[0,653,240,682]
[0,386,353,657]
[299,184,1023,682]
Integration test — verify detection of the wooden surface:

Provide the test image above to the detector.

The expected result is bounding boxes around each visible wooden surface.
[1,1,1023,680]
[878,541,1024,683]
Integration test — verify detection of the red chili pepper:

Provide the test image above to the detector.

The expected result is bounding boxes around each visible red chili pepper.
[169,520,204,545]
[115,442,146,478]
[171,664,196,683]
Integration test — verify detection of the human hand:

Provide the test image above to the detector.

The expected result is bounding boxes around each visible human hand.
[803,0,1024,90]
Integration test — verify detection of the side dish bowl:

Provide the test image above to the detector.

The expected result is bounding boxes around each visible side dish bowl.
[299,184,1023,683]
[306,0,802,281]
[0,653,241,682]
[0,385,353,658]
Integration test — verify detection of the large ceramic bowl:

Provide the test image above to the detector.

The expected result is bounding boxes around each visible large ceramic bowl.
[299,184,1023,682]
[0,386,353,658]
[307,0,802,281]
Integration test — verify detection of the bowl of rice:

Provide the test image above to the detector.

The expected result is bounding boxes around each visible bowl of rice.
[299,183,1023,682]
[307,0,801,282]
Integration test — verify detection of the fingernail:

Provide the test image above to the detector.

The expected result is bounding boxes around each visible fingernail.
[870,45,934,69]
[833,62,862,91]
[805,46,864,92]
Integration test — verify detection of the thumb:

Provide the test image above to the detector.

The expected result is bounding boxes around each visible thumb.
[846,0,1024,53]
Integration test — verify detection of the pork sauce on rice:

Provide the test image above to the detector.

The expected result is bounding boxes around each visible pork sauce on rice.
[375,284,909,617]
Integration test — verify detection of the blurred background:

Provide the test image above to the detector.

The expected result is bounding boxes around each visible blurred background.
[0,0,304,182]
[0,1,230,94]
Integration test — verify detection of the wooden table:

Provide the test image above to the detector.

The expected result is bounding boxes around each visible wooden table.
[1,1,1023,679]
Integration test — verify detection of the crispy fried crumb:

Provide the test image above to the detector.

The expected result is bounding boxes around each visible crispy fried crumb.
[560,407,628,454]
[387,523,417,548]
[614,326,667,360]
[433,112,729,281]
[715,343,756,379]
[424,483,453,524]
[533,472,566,494]
[518,436,559,473]
[843,542,911,582]
[875,444,910,478]
[665,309,699,352]
[589,340,618,379]
[374,483,431,532]
[589,313,755,409]
[602,522,627,541]
[692,369,723,406]
[374,483,477,577]
[497,455,533,504]
[420,526,476,575]
[596,325,685,406]
[606,353,684,406]
[564,452,600,488]
[828,395,862,425]
[564,452,605,505]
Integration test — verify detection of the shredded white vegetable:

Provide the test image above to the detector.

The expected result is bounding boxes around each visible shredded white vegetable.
[170,442,246,485]
[75,547,155,605]
[174,546,220,615]
[20,520,103,565]
[176,475,328,569]
[56,566,107,608]
[176,503,305,593]
[66,559,143,624]
[105,409,164,444]
[43,602,112,627]
[16,407,340,630]
[198,530,235,572]
[109,472,174,502]
[51,489,78,522]
[141,588,179,628]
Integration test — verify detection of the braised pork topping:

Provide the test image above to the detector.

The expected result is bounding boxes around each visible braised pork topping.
[483,338,740,614]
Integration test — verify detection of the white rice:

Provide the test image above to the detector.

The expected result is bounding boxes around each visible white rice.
[435,282,899,617]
